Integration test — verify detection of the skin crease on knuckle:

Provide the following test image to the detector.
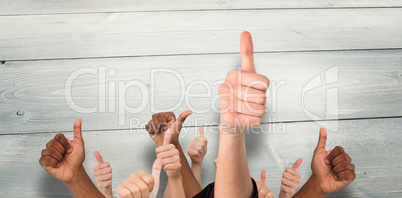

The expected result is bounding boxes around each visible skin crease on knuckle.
[333,153,351,166]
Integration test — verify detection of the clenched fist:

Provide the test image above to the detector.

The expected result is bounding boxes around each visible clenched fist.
[218,32,270,135]
[94,151,113,198]
[156,130,182,179]
[117,158,162,198]
[39,118,85,183]
[279,158,303,198]
[187,127,208,164]
[311,128,356,194]
[146,111,192,146]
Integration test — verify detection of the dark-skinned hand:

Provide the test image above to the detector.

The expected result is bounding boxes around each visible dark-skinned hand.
[311,128,356,194]
[39,118,85,183]
[145,110,192,146]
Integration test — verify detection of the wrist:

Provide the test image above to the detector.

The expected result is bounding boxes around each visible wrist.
[169,173,183,181]
[309,175,328,196]
[219,124,247,136]
[64,165,87,185]
[63,165,105,198]
[191,161,202,167]
[64,166,94,193]
[294,175,328,198]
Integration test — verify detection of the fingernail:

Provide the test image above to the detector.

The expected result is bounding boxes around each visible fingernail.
[67,148,73,153]
[335,175,338,180]
[325,159,330,164]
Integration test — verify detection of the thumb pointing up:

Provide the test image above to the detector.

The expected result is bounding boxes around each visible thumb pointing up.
[292,158,303,170]
[314,128,328,154]
[240,31,256,73]
[260,169,266,184]
[94,151,104,164]
[163,129,172,145]
[73,118,83,143]
[199,127,205,137]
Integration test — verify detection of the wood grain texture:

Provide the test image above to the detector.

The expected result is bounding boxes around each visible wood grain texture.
[1,50,401,134]
[0,118,401,197]
[1,0,402,15]
[1,8,402,61]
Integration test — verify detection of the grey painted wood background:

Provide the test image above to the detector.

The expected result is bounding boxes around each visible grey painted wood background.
[0,1,401,197]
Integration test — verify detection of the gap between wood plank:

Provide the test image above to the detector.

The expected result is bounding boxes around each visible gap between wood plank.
[1,6,402,17]
[2,115,401,136]
[3,47,402,63]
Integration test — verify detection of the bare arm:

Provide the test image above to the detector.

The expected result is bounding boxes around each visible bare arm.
[146,111,202,197]
[191,163,202,184]
[293,128,356,198]
[174,142,202,197]
[65,166,106,198]
[39,119,104,198]
[292,175,327,198]
[188,127,208,185]
[214,31,269,198]
[215,134,253,197]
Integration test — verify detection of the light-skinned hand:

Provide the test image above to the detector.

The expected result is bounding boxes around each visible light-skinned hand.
[218,31,270,135]
[145,111,192,146]
[93,151,113,198]
[156,129,182,179]
[279,158,303,198]
[187,127,208,164]
[255,169,274,198]
[116,158,162,198]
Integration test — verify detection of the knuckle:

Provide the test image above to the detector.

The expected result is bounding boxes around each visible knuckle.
[294,173,300,179]
[133,187,140,194]
[351,163,356,170]
[263,76,270,86]
[342,153,349,161]
[218,84,228,95]
[139,185,147,193]
[227,70,238,79]
[54,133,65,141]
[336,146,344,153]
[130,173,137,179]
[47,140,55,147]
[48,148,57,156]
[138,170,146,175]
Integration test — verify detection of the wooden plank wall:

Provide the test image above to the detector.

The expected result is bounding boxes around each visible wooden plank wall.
[0,1,401,197]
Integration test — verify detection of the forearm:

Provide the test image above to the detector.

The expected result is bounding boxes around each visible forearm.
[64,166,105,198]
[215,133,253,198]
[191,162,202,185]
[168,176,185,198]
[164,182,171,198]
[101,189,113,198]
[292,175,328,198]
[173,143,202,197]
